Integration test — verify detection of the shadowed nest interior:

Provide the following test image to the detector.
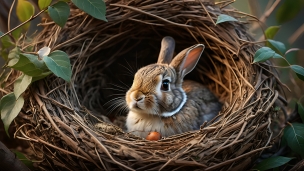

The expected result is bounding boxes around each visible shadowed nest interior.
[3,0,286,170]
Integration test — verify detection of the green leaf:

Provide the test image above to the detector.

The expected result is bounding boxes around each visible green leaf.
[32,71,52,82]
[265,26,281,39]
[215,14,238,25]
[11,27,23,41]
[8,53,48,77]
[1,50,9,61]
[253,47,275,63]
[276,0,304,24]
[274,106,281,111]
[0,93,24,136]
[298,103,304,123]
[273,53,283,59]
[43,50,71,82]
[0,34,14,49]
[253,156,293,171]
[16,0,35,29]
[283,123,304,158]
[71,0,107,21]
[38,0,52,10]
[267,39,286,55]
[13,151,33,168]
[14,74,32,99]
[16,0,35,30]
[290,65,304,81]
[8,47,20,60]
[48,1,70,27]
[6,47,20,63]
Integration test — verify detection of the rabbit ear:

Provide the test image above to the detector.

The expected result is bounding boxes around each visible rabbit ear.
[157,36,175,64]
[170,44,205,76]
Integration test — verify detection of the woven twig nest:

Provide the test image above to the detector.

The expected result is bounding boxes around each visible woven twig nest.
[6,0,284,170]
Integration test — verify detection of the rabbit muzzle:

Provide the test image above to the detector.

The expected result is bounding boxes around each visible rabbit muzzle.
[129,91,145,109]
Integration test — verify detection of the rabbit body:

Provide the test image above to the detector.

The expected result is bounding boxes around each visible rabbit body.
[125,36,222,138]
[126,80,222,138]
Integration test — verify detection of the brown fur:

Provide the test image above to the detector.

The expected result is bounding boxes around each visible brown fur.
[125,37,222,138]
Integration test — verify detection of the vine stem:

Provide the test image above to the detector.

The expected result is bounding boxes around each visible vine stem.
[0,9,46,39]
[8,0,16,32]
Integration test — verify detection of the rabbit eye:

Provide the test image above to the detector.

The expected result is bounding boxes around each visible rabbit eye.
[161,79,170,91]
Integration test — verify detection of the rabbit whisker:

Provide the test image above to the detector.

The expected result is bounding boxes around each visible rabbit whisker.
[102,87,126,92]
[108,83,129,90]
[119,63,135,76]
[106,100,127,115]
[124,58,137,74]
[107,93,127,97]
[118,80,131,90]
[104,97,125,106]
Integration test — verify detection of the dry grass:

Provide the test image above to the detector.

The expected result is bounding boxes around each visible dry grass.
[0,0,286,170]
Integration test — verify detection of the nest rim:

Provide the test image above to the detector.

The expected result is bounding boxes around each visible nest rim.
[5,0,284,170]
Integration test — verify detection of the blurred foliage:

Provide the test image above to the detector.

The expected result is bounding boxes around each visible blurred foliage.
[276,0,304,24]
[233,0,304,170]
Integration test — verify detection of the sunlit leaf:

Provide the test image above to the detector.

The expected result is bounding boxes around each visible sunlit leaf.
[48,1,70,27]
[0,93,24,136]
[37,47,51,58]
[43,50,71,82]
[14,74,32,99]
[298,103,304,123]
[253,156,292,171]
[16,0,35,29]
[216,14,238,25]
[71,0,107,21]
[267,39,286,55]
[265,26,281,39]
[8,47,20,59]
[283,123,304,158]
[290,65,304,81]
[38,0,52,10]
[253,47,275,63]
[276,0,304,24]
[8,53,48,77]
[7,47,20,65]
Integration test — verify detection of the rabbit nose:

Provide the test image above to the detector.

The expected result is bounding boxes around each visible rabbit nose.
[134,96,144,102]
[131,92,145,102]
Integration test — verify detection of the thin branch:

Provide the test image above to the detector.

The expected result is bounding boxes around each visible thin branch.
[8,0,16,32]
[248,0,261,19]
[260,0,281,23]
[251,0,281,31]
[0,9,46,39]
[289,23,304,44]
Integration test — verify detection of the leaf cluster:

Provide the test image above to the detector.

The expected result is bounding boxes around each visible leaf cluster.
[0,0,108,137]
[0,47,71,136]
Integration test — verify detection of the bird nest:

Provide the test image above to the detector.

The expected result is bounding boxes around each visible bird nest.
[4,0,285,170]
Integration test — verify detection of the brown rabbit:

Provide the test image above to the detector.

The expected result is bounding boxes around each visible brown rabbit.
[125,36,222,138]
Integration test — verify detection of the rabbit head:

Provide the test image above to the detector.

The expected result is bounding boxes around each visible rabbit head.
[125,36,205,117]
